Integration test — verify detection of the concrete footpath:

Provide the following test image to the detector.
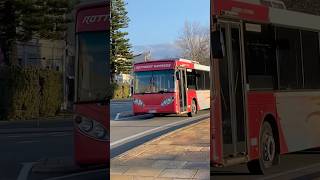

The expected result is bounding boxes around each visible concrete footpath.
[111,119,210,180]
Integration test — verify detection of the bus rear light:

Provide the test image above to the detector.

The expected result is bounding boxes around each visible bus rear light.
[75,115,109,141]
[161,97,175,106]
[133,98,144,106]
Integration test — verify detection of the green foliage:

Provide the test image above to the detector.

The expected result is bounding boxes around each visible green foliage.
[0,0,73,65]
[0,67,62,120]
[111,0,133,76]
[111,83,131,99]
[39,70,62,117]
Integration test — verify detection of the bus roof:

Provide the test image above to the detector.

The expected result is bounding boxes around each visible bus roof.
[269,7,320,31]
[133,58,210,72]
[214,0,320,31]
[134,58,202,65]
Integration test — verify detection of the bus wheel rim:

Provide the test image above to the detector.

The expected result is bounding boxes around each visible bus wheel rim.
[263,133,275,167]
[192,102,196,113]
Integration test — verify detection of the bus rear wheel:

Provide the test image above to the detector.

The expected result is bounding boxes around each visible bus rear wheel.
[247,122,278,174]
[188,100,197,117]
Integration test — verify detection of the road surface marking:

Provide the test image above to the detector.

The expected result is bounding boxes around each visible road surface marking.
[17,162,36,180]
[110,113,209,148]
[43,169,106,180]
[259,163,320,180]
[115,113,120,120]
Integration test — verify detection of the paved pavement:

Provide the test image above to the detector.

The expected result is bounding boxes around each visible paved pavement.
[111,110,210,158]
[110,119,210,180]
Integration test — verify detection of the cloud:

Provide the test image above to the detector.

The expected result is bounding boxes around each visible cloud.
[133,43,183,59]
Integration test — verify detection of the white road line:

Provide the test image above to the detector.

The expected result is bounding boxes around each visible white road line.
[17,162,36,180]
[259,163,320,180]
[43,169,106,180]
[110,113,209,148]
[114,113,120,120]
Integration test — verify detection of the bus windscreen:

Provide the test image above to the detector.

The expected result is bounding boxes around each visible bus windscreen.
[77,31,109,102]
[134,70,175,94]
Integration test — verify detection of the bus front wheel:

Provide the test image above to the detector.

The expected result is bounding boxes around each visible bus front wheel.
[247,122,278,174]
[188,100,197,117]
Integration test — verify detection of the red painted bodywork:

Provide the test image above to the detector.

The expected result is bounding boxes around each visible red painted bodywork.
[76,2,109,33]
[211,91,289,166]
[210,0,288,167]
[74,1,110,166]
[74,103,109,165]
[212,0,269,23]
[133,93,177,114]
[247,92,288,160]
[133,59,201,115]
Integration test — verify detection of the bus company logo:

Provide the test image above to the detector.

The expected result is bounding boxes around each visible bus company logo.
[82,15,109,25]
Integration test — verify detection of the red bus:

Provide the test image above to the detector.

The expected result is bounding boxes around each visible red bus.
[133,58,210,117]
[74,1,109,166]
[210,0,320,174]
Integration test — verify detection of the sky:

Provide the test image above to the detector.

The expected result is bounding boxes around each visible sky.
[124,0,210,57]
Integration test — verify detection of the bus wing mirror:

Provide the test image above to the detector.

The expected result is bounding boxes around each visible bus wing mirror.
[211,31,224,59]
[176,72,180,80]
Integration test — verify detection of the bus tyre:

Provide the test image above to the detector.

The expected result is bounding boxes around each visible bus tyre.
[188,100,197,117]
[247,122,277,175]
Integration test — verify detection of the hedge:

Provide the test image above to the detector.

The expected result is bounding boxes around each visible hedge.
[0,66,62,121]
[111,82,131,99]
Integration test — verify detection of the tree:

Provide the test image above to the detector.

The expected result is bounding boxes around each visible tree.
[176,21,210,65]
[0,0,72,65]
[111,0,133,78]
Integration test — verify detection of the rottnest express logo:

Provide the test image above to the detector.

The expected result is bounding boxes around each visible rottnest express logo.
[82,15,109,25]
[135,63,172,70]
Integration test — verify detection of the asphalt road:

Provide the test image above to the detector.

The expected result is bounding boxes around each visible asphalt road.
[2,100,320,179]
[0,131,73,180]
[110,100,210,158]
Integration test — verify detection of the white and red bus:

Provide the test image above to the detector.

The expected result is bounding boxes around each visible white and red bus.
[210,0,320,174]
[74,1,109,166]
[133,58,210,117]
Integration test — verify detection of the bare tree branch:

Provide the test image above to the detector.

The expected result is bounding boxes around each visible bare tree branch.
[175,21,210,65]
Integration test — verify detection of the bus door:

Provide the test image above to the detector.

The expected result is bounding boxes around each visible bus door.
[216,21,247,164]
[177,68,188,113]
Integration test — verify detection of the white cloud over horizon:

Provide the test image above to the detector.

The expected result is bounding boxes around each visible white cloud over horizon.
[133,43,183,60]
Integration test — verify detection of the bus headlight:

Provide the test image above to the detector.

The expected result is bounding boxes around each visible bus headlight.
[78,118,93,132]
[92,125,106,139]
[133,99,144,106]
[161,97,174,106]
[75,115,108,141]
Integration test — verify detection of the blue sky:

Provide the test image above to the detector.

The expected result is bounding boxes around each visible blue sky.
[125,0,210,47]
